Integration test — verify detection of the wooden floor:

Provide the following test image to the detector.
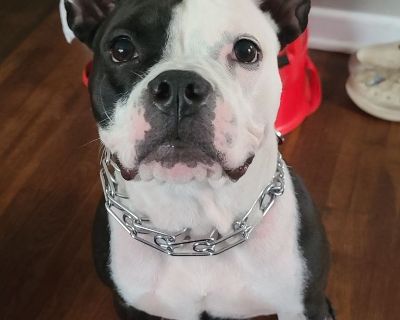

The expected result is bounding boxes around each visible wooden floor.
[1,3,399,320]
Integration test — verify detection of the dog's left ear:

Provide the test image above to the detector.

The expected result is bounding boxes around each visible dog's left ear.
[259,0,311,47]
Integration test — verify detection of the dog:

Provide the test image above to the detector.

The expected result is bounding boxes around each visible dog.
[62,0,334,319]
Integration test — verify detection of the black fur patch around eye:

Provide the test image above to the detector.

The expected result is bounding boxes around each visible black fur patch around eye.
[85,0,182,126]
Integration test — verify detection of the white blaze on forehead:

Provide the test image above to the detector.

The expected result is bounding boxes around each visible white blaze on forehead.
[165,0,280,58]
[159,0,282,169]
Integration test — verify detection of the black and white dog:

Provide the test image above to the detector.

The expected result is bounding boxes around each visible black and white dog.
[61,1,334,319]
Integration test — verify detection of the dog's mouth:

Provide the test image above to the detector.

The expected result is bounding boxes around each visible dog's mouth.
[223,156,254,181]
[115,141,254,183]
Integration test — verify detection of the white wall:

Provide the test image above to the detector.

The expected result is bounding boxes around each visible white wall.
[310,0,400,52]
[313,0,400,17]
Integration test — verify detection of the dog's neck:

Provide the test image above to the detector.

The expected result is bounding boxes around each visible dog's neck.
[117,131,279,236]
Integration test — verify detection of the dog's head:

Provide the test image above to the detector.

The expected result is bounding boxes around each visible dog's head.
[64,0,310,184]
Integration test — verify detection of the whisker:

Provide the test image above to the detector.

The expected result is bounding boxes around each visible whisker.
[98,143,106,162]
[130,70,146,80]
[80,137,101,148]
[97,113,113,126]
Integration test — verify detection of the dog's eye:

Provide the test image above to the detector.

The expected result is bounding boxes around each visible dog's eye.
[233,39,261,64]
[110,37,138,63]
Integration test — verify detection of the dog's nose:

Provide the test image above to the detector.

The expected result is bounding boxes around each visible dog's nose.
[148,70,212,120]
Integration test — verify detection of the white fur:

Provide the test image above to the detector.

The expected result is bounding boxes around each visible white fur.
[97,0,308,319]
[110,166,306,320]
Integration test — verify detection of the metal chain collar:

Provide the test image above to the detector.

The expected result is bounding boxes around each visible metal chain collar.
[100,149,285,257]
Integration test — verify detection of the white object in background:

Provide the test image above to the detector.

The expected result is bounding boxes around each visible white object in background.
[357,42,400,69]
[346,42,400,122]
[59,0,75,43]
[309,6,400,53]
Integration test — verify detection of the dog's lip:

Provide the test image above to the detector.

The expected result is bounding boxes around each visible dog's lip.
[140,140,218,166]
[114,158,139,181]
[224,156,255,182]
[115,143,255,182]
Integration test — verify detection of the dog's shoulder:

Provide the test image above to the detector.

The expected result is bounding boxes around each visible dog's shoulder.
[289,169,331,317]
[92,198,114,289]
[290,169,330,265]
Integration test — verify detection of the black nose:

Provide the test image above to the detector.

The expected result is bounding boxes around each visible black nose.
[148,70,212,120]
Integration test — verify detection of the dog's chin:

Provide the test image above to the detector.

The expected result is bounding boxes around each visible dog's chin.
[116,143,255,184]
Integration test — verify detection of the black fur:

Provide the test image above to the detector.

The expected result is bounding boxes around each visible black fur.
[66,0,182,126]
[290,170,335,320]
[92,198,113,289]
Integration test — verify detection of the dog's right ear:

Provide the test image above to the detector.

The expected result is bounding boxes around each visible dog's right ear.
[63,0,116,47]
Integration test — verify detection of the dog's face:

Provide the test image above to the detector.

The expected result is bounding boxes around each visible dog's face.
[65,0,310,184]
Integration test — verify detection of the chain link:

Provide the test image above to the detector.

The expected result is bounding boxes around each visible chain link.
[100,149,285,257]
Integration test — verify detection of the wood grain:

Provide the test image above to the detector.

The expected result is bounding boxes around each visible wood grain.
[0,3,399,320]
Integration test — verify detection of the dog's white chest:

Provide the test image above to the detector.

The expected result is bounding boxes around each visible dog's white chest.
[108,194,306,320]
